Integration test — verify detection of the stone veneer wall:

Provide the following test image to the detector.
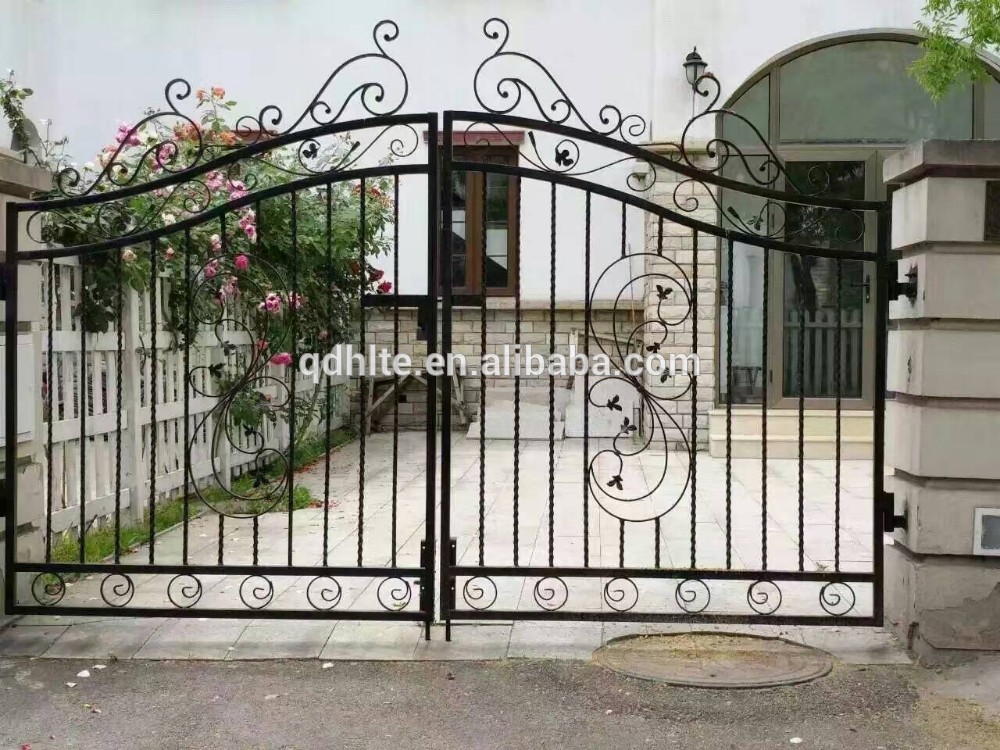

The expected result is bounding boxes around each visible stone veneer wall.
[355,303,640,431]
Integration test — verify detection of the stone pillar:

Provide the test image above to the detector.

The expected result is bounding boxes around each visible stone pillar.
[884,140,1000,661]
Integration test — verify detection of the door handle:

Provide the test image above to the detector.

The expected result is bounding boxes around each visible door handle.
[849,274,871,304]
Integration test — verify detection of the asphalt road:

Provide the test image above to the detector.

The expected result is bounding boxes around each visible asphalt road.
[0,658,996,749]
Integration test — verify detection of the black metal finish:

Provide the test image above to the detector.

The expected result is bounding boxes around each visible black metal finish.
[3,21,437,625]
[3,16,890,634]
[437,17,888,628]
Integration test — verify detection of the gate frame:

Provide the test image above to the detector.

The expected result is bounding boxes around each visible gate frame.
[3,36,442,628]
[436,96,893,632]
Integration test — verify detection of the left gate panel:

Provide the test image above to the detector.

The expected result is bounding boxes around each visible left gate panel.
[2,106,439,625]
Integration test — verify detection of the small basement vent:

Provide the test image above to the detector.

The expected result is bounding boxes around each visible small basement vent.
[973,508,1000,556]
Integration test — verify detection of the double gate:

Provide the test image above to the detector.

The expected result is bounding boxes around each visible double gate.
[3,19,895,635]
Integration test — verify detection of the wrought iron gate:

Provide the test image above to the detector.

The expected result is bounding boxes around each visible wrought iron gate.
[435,19,892,632]
[3,17,893,634]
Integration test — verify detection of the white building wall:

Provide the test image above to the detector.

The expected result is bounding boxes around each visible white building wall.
[1,0,928,300]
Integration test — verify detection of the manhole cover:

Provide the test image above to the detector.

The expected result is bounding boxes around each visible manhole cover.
[593,632,834,689]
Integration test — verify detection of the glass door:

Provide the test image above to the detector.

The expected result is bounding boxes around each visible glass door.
[771,154,876,407]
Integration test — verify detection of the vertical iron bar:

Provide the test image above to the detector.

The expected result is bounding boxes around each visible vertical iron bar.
[323,187,333,567]
[619,520,625,567]
[391,174,400,567]
[424,115,440,634]
[513,176,522,567]
[4,204,20,609]
[79,251,88,563]
[288,192,298,567]
[114,251,124,562]
[872,206,890,624]
[46,258,55,562]
[690,230,698,569]
[252,203,262,565]
[725,238,733,569]
[181,228,191,565]
[478,171,487,567]
[548,182,556,567]
[439,113,454,626]
[620,203,627,258]
[835,259,843,572]
[797,263,806,572]
[582,191,591,569]
[216,216,225,565]
[148,239,158,564]
[761,246,769,571]
[357,178,367,568]
[654,214,664,567]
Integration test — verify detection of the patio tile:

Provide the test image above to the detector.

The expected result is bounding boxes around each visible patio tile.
[319,621,422,660]
[414,623,511,660]
[507,622,603,660]
[132,618,247,660]
[0,625,69,657]
[227,620,337,660]
[41,619,162,660]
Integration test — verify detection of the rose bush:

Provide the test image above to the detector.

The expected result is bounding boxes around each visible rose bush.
[41,87,395,437]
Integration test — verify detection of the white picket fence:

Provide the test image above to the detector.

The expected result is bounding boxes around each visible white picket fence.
[39,257,348,538]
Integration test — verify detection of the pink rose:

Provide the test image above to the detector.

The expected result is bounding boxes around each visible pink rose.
[245,225,257,243]
[115,122,141,147]
[164,246,176,261]
[228,180,248,201]
[377,280,393,294]
[210,234,222,253]
[264,292,282,313]
[204,259,219,279]
[212,86,226,99]
[234,254,249,271]
[206,171,225,192]
[270,352,293,366]
[256,339,269,352]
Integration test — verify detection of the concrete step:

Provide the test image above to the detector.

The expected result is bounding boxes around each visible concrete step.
[708,408,873,459]
[708,433,872,459]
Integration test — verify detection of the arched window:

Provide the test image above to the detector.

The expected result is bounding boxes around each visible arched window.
[719,34,1000,408]
[724,34,1000,148]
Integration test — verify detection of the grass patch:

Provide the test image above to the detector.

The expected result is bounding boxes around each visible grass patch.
[49,426,354,564]
[51,493,198,563]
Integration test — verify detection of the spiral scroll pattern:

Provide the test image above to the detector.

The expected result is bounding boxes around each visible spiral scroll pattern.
[100,573,136,608]
[167,574,203,609]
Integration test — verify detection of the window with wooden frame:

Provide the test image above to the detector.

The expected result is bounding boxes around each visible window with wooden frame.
[446,145,519,295]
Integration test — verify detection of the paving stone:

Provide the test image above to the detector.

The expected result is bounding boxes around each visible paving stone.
[41,619,162,660]
[228,620,338,660]
[0,625,68,657]
[319,621,422,660]
[414,624,511,660]
[507,622,603,660]
[132,619,247,660]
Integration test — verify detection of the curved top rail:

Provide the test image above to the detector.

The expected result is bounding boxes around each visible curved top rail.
[14,162,429,262]
[21,113,435,213]
[446,111,884,213]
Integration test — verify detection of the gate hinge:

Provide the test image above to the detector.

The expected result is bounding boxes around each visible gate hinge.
[881,491,906,532]
[888,266,918,302]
